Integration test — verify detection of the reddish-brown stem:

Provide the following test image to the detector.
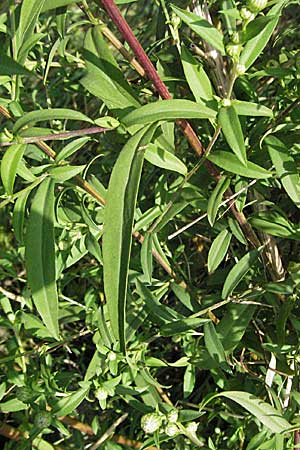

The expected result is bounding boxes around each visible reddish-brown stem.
[0,126,111,147]
[99,0,205,156]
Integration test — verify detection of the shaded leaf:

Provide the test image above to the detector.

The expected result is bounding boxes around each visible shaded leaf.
[122,99,217,127]
[207,175,230,226]
[0,53,32,76]
[56,137,90,163]
[222,249,260,299]
[12,189,31,244]
[53,383,91,417]
[1,143,26,195]
[208,150,272,179]
[204,321,231,373]
[218,105,247,165]
[48,164,85,182]
[103,126,156,351]
[25,178,59,339]
[208,229,232,273]
[220,391,291,433]
[232,100,273,117]
[145,143,187,175]
[141,232,153,283]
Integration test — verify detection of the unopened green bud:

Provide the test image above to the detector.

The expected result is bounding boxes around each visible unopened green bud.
[186,421,198,434]
[226,44,242,60]
[236,63,246,75]
[16,387,33,403]
[95,387,108,401]
[240,7,255,21]
[34,411,52,429]
[166,409,178,423]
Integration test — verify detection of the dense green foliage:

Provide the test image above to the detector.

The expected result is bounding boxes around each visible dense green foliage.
[1,0,300,449]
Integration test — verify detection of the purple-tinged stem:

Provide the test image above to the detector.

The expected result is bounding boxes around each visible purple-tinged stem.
[99,0,205,156]
[0,126,111,147]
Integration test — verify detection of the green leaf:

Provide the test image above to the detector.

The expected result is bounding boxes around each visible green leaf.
[0,53,32,76]
[220,391,291,433]
[265,136,300,208]
[13,189,31,244]
[0,398,28,413]
[122,99,217,127]
[103,125,156,352]
[240,15,279,70]
[56,137,90,163]
[16,0,46,51]
[207,150,272,179]
[53,384,91,417]
[81,26,139,114]
[1,144,26,195]
[218,105,247,165]
[208,229,232,273]
[207,175,230,226]
[232,100,273,117]
[183,364,195,398]
[41,0,77,12]
[181,44,213,103]
[141,232,153,284]
[222,249,260,299]
[25,178,59,339]
[204,321,231,373]
[13,109,93,134]
[144,143,187,175]
[171,5,225,55]
[160,317,210,336]
[249,211,299,239]
[48,164,86,182]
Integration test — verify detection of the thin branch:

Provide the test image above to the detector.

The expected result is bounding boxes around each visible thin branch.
[0,126,111,147]
[89,413,128,450]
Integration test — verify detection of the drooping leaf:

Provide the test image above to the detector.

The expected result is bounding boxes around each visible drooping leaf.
[181,44,213,103]
[232,100,273,117]
[265,135,300,208]
[25,177,59,339]
[141,232,153,284]
[207,175,230,226]
[56,137,90,162]
[144,143,187,175]
[122,99,217,127]
[208,229,232,273]
[53,383,91,417]
[222,249,261,299]
[13,109,93,133]
[250,211,300,239]
[0,53,32,76]
[208,150,272,179]
[48,164,86,182]
[1,143,26,195]
[103,125,156,352]
[220,391,291,433]
[204,321,231,373]
[218,105,247,165]
[171,5,225,55]
[240,15,279,70]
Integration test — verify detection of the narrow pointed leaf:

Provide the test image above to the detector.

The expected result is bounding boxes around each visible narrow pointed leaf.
[144,143,187,175]
[13,189,31,244]
[265,136,300,208]
[208,229,232,273]
[0,53,32,76]
[232,100,273,118]
[56,137,90,163]
[53,383,91,417]
[103,126,155,352]
[1,144,26,195]
[218,105,247,165]
[48,164,85,182]
[222,249,260,299]
[13,109,93,133]
[25,178,59,339]
[204,321,231,373]
[122,99,216,127]
[181,44,213,103]
[208,150,271,179]
[207,176,230,226]
[220,391,291,433]
[141,232,153,283]
[171,5,225,55]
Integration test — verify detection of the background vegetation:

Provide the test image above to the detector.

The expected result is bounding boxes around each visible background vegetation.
[1,0,300,449]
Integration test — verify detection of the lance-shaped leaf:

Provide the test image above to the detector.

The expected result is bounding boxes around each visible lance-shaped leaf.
[232,100,273,117]
[122,99,217,127]
[0,53,32,76]
[1,144,26,195]
[208,229,232,273]
[222,249,261,299]
[265,135,300,208]
[218,105,247,166]
[171,5,225,55]
[144,143,187,175]
[13,108,93,133]
[207,175,230,226]
[220,391,291,433]
[103,125,156,352]
[207,150,272,179]
[25,177,59,339]
[52,383,91,417]
[204,321,232,373]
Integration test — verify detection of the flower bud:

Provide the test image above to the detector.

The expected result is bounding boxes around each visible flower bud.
[107,351,117,361]
[34,411,52,429]
[166,409,178,423]
[141,413,162,434]
[95,387,108,401]
[165,423,179,437]
[186,421,198,434]
[226,44,242,60]
[247,0,268,12]
[240,7,255,21]
[236,63,246,75]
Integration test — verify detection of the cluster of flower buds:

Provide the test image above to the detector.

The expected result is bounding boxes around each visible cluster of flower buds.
[141,408,199,439]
